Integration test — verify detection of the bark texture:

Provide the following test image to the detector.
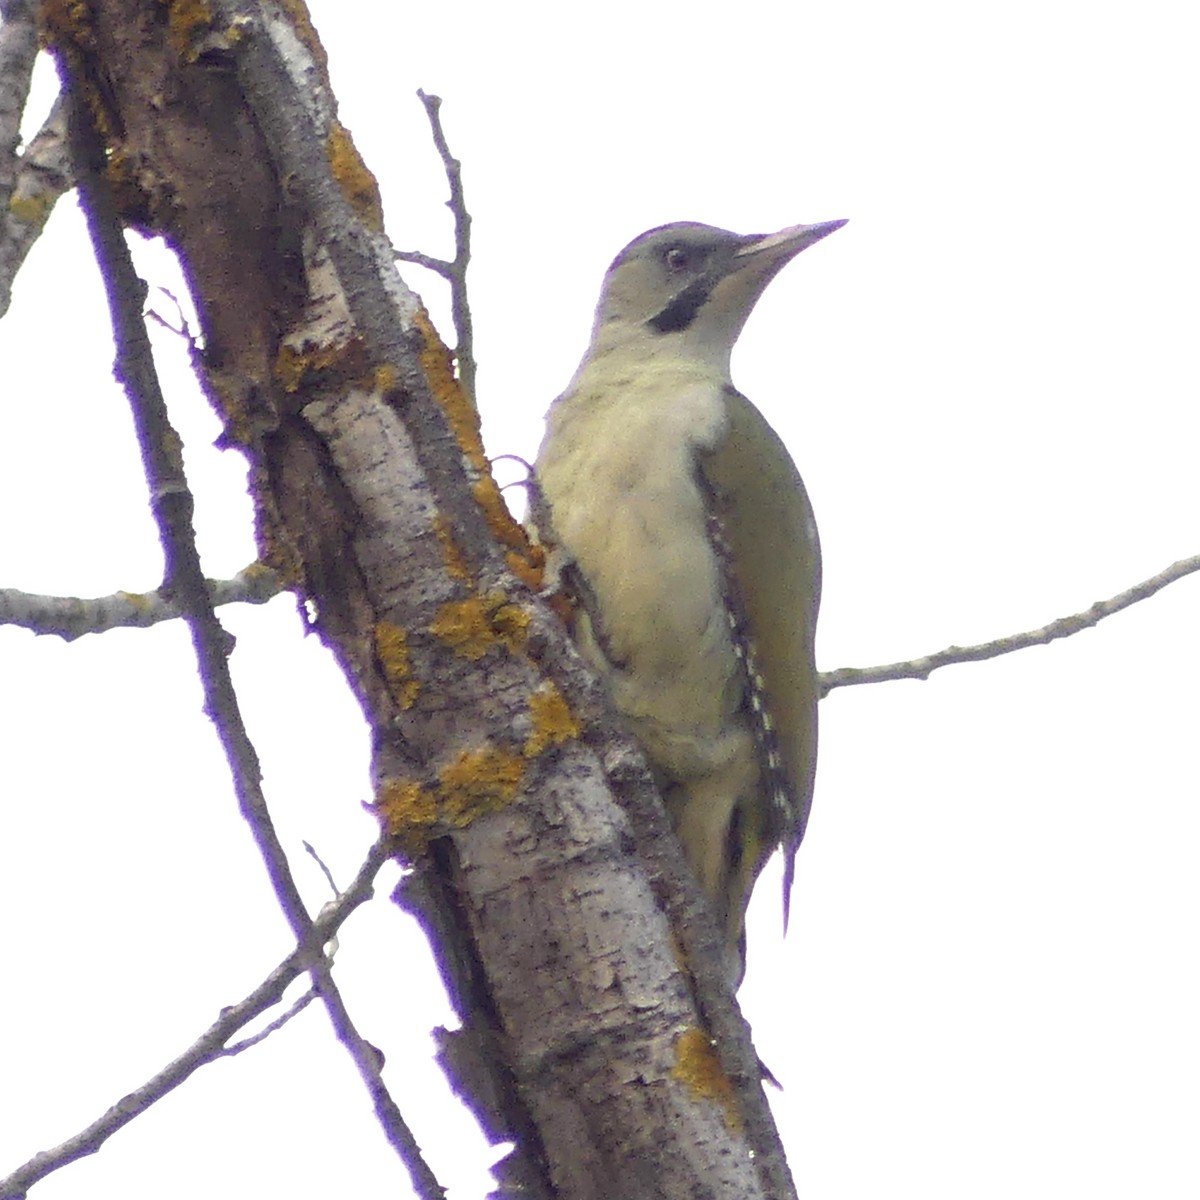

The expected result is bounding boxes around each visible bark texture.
[43,2,799,1196]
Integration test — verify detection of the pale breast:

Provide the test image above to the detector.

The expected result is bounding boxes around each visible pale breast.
[537,365,749,772]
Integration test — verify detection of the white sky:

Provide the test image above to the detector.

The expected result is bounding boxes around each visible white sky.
[2,1,1198,1197]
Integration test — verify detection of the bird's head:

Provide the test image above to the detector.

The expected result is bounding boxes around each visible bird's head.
[584,219,847,376]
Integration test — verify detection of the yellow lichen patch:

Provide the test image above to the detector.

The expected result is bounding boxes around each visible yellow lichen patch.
[327,120,384,232]
[273,335,365,394]
[438,746,525,826]
[117,590,152,613]
[523,683,581,758]
[433,514,471,583]
[373,620,421,710]
[430,591,527,660]
[8,190,55,229]
[429,595,493,660]
[373,777,437,850]
[472,475,531,556]
[506,547,544,592]
[412,307,487,469]
[487,594,529,652]
[161,0,215,61]
[671,1028,743,1134]
[374,362,400,395]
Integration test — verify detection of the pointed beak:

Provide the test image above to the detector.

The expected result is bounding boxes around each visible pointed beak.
[689,217,847,356]
[735,219,848,266]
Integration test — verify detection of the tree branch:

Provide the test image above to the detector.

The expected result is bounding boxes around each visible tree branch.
[821,553,1200,695]
[0,837,392,1200]
[0,0,38,180]
[1,9,73,318]
[395,90,475,407]
[63,67,445,1200]
[0,563,284,640]
[68,73,314,947]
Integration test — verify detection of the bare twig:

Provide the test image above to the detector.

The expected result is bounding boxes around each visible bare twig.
[0,838,390,1200]
[0,563,285,639]
[303,838,341,897]
[820,553,1200,695]
[70,74,313,941]
[221,987,319,1056]
[395,89,475,407]
[67,73,443,1200]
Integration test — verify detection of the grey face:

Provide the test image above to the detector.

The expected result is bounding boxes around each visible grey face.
[606,223,756,335]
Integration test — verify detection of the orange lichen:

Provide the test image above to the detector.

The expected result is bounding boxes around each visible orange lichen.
[374,621,420,710]
[506,547,544,592]
[373,746,525,848]
[430,592,527,660]
[438,746,525,826]
[8,190,55,228]
[472,476,530,553]
[374,362,400,395]
[671,1028,743,1134]
[273,335,366,394]
[487,595,530,652]
[433,514,471,583]
[373,777,437,850]
[116,590,152,613]
[523,683,581,758]
[412,307,486,468]
[326,120,383,232]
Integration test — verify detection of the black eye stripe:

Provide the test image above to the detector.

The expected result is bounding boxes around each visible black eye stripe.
[648,277,712,334]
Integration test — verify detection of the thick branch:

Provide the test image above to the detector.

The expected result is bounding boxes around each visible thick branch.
[0,0,38,179]
[0,93,71,316]
[1,8,73,317]
[0,562,284,639]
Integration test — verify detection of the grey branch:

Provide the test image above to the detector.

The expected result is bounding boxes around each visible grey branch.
[820,553,1200,695]
[0,563,285,639]
[0,838,391,1200]
[0,95,73,313]
[0,0,38,178]
[394,89,475,407]
[1,7,73,318]
[67,72,441,1199]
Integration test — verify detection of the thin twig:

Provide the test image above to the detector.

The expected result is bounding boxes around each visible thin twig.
[0,838,391,1200]
[0,563,285,639]
[820,554,1200,695]
[303,839,341,896]
[68,73,443,1200]
[70,91,314,940]
[221,987,319,1056]
[395,89,475,407]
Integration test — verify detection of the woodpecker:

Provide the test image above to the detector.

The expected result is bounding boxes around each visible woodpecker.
[533,218,844,981]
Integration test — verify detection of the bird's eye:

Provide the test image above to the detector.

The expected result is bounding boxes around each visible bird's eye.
[664,246,691,272]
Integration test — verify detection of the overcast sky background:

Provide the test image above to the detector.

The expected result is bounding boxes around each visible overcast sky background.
[2,1,1198,1197]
